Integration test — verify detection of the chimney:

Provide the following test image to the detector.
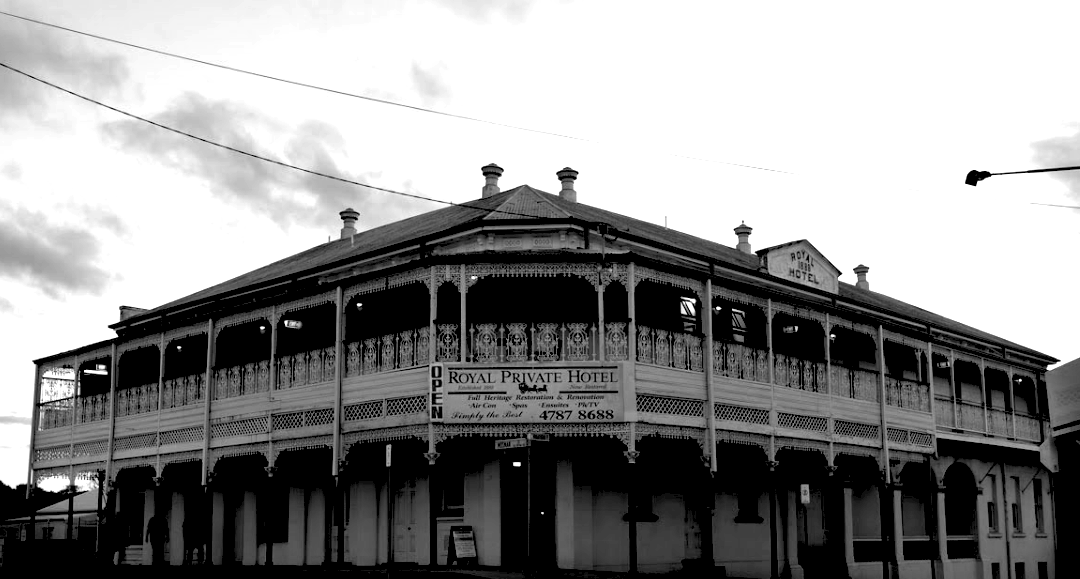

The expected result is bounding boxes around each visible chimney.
[734,222,753,254]
[557,167,579,202]
[339,208,359,239]
[853,264,870,290]
[481,163,503,198]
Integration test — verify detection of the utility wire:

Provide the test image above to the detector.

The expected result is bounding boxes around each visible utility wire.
[0,60,548,221]
[0,9,791,175]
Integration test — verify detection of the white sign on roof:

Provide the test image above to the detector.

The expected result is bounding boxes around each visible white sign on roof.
[759,240,839,295]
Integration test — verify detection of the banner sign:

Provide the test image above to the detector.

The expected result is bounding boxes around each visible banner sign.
[433,365,623,424]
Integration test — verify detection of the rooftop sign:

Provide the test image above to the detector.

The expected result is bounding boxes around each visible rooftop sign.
[758,240,839,295]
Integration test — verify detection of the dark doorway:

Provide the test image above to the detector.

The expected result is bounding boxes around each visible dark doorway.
[500,443,555,570]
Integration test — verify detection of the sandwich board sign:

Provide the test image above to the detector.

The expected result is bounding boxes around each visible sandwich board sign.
[448,525,477,566]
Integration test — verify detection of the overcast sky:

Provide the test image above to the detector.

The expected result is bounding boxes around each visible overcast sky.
[2,1,1079,489]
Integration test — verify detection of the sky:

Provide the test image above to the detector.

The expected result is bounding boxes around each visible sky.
[2,1,1079,489]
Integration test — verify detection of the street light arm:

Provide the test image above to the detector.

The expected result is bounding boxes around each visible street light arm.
[966,164,1080,186]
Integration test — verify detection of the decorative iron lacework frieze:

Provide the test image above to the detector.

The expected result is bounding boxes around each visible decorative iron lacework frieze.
[632,265,705,296]
[165,322,208,344]
[891,450,931,464]
[828,315,876,338]
[882,329,929,352]
[214,306,274,339]
[160,450,203,466]
[73,464,106,480]
[210,442,269,470]
[769,301,827,325]
[599,263,629,288]
[775,436,830,457]
[273,289,336,321]
[78,345,113,365]
[432,422,631,448]
[636,394,705,417]
[111,456,158,474]
[34,467,72,485]
[343,267,430,303]
[270,435,333,465]
[463,262,606,290]
[777,412,829,433]
[343,424,429,449]
[715,403,771,425]
[634,424,707,452]
[712,285,768,309]
[72,439,109,458]
[116,335,160,356]
[714,429,769,451]
[834,442,881,459]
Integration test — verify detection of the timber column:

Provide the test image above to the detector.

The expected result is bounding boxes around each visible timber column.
[934,480,950,579]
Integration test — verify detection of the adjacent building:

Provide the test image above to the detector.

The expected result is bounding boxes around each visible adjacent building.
[27,165,1059,577]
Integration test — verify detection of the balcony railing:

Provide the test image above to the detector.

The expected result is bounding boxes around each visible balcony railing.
[605,321,629,361]
[345,326,430,377]
[935,396,955,428]
[115,383,158,417]
[957,401,986,432]
[213,360,270,399]
[77,393,110,423]
[988,408,1013,437]
[469,322,598,364]
[773,353,825,392]
[38,398,73,430]
[162,374,204,409]
[636,325,703,371]
[1015,412,1042,442]
[277,346,336,389]
[885,376,930,412]
[831,366,880,402]
[713,341,768,382]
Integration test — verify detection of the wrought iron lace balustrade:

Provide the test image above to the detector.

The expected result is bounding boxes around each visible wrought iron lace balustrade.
[115,383,158,417]
[885,375,931,412]
[957,401,986,432]
[1014,412,1042,442]
[77,392,110,423]
[469,322,597,364]
[935,396,956,428]
[774,353,826,392]
[345,326,431,377]
[277,346,336,389]
[987,408,1013,437]
[829,365,879,402]
[605,321,629,361]
[162,373,204,409]
[712,341,768,382]
[213,359,270,400]
[38,398,73,430]
[636,324,703,371]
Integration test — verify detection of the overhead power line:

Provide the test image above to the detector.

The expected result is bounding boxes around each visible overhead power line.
[0,60,547,220]
[0,9,790,175]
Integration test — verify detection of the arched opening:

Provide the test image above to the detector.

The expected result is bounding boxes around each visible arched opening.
[75,357,110,424]
[213,320,271,399]
[1013,374,1042,442]
[835,454,883,563]
[884,342,930,412]
[276,302,336,389]
[932,353,955,427]
[772,313,825,391]
[712,298,768,381]
[432,281,461,362]
[776,448,832,570]
[828,326,876,400]
[38,363,77,430]
[984,367,1012,436]
[943,462,978,559]
[344,283,430,375]
[635,280,703,370]
[953,361,984,432]
[213,454,269,565]
[112,466,156,551]
[603,282,629,361]
[117,346,160,416]
[163,334,207,409]
[899,462,936,560]
[467,276,598,363]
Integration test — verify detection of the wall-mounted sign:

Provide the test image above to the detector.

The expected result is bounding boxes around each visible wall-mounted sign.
[759,240,840,295]
[435,365,623,424]
[800,483,810,505]
[430,364,445,422]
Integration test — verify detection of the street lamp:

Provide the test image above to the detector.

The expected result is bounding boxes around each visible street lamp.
[965,164,1080,186]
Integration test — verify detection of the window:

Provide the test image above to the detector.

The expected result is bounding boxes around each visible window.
[1033,478,1044,533]
[987,475,999,533]
[991,563,1001,579]
[679,297,698,333]
[41,526,54,540]
[1038,562,1048,579]
[735,488,763,523]
[1011,477,1023,533]
[1015,562,1025,579]
[730,309,747,343]
[441,473,465,518]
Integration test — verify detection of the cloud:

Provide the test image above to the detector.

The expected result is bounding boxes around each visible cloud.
[1032,129,1080,202]
[101,93,428,229]
[1,163,21,180]
[0,297,12,314]
[411,63,451,105]
[0,15,128,126]
[0,201,113,298]
[433,0,533,21]
[0,415,31,426]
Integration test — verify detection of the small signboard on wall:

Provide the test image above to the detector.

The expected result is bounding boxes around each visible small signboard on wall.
[448,525,477,566]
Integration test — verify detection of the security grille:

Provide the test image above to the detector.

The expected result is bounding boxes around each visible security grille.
[159,426,203,446]
[72,439,109,458]
[777,412,828,432]
[636,394,704,417]
[715,403,770,425]
[343,400,384,422]
[211,416,269,439]
[386,395,426,416]
[113,432,158,452]
[834,419,879,440]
